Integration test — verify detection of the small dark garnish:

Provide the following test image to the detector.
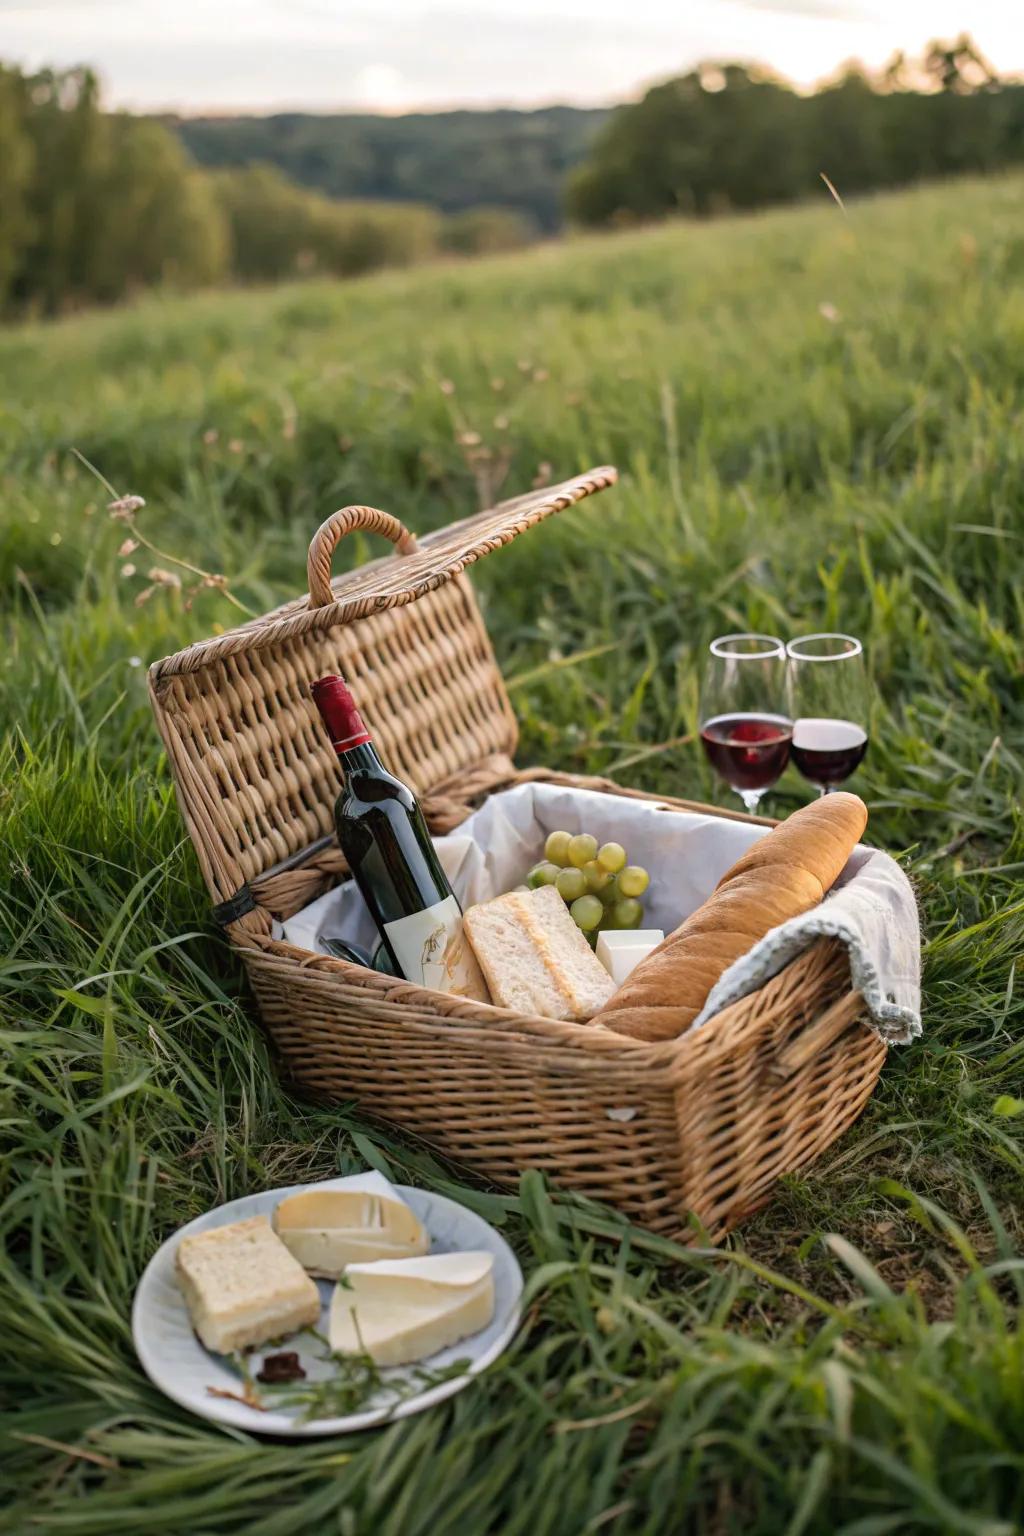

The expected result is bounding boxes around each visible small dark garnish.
[221,1332,472,1424]
[257,1351,307,1384]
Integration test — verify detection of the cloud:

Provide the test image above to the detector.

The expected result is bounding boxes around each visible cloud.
[0,0,129,9]
[724,0,876,18]
[5,4,694,112]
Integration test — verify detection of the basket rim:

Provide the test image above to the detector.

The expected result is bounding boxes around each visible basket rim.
[149,465,617,683]
[231,768,874,1076]
[240,926,866,1079]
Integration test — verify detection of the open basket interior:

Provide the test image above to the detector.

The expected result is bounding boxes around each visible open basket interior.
[251,777,877,1075]
[277,779,772,967]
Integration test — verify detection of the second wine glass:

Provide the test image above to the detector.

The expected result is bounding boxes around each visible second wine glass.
[699,634,792,814]
[787,632,870,795]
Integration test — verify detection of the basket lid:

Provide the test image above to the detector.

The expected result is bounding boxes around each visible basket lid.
[148,467,617,906]
[151,467,616,681]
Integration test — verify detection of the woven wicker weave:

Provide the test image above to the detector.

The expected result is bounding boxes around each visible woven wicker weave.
[149,466,886,1239]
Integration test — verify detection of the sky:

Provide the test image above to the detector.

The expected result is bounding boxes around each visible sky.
[4,0,1023,115]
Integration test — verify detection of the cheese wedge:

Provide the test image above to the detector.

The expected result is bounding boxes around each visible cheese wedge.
[175,1215,321,1354]
[273,1187,429,1278]
[328,1251,495,1366]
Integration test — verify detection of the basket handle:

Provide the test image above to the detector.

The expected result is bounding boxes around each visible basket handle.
[307,505,420,609]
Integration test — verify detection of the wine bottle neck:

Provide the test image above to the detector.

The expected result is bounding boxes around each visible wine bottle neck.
[336,740,384,775]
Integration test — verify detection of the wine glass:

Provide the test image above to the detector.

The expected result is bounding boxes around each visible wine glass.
[699,634,792,814]
[786,633,870,795]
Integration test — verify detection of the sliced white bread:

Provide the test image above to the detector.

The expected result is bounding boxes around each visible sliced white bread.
[272,1187,429,1277]
[175,1214,321,1354]
[462,884,616,1022]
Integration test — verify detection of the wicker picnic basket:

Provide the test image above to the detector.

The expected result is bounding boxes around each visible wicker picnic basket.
[148,465,887,1240]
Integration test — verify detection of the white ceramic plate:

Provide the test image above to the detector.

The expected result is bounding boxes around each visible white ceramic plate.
[132,1178,523,1437]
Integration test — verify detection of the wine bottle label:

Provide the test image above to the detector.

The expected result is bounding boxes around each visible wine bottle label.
[384,896,482,997]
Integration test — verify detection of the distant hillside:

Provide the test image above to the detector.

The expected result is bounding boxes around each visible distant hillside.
[168,107,610,233]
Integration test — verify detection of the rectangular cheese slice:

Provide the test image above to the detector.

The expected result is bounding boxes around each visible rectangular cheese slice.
[328,1250,495,1367]
[175,1215,321,1354]
[273,1184,428,1277]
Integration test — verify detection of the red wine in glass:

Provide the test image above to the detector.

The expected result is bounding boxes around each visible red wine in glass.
[791,718,868,787]
[700,714,793,792]
[787,635,871,795]
[699,635,791,813]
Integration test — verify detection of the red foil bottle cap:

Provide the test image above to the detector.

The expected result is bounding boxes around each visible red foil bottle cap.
[311,675,372,752]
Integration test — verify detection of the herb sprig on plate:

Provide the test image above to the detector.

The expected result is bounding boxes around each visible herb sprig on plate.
[220,1329,471,1423]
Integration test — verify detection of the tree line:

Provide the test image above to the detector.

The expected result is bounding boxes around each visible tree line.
[568,37,1024,225]
[172,106,606,235]
[0,65,535,317]
[3,37,1023,317]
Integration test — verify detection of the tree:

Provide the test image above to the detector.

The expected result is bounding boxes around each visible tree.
[89,116,228,300]
[922,34,998,95]
[210,163,442,283]
[811,69,888,195]
[0,67,34,306]
[15,67,111,312]
[567,66,811,225]
[3,65,230,313]
[566,36,1024,229]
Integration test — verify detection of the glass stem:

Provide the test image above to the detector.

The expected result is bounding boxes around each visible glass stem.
[738,789,765,815]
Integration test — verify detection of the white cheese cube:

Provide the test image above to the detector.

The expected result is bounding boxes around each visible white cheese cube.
[595,928,664,986]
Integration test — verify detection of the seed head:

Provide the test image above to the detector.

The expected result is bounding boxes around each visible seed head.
[107,495,145,520]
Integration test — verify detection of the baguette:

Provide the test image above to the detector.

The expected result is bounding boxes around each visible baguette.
[463,883,616,1021]
[595,792,868,1042]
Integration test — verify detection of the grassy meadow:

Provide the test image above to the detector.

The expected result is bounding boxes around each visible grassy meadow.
[2,175,1023,1533]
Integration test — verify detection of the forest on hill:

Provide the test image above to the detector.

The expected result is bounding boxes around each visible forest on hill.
[169,36,1024,236]
[569,37,1024,224]
[171,107,609,233]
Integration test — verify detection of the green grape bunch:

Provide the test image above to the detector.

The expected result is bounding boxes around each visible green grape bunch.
[526,831,651,944]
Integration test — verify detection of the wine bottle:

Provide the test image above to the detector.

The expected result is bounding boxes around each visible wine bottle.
[311,675,480,995]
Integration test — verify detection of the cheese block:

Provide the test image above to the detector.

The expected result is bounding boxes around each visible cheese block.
[273,1185,429,1278]
[175,1215,321,1354]
[328,1251,495,1366]
[595,928,664,985]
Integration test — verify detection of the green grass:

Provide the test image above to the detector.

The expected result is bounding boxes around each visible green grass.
[2,174,1023,1534]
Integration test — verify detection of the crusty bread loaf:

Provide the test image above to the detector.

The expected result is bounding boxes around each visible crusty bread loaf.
[595,793,868,1042]
[175,1215,321,1353]
[463,884,616,1022]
